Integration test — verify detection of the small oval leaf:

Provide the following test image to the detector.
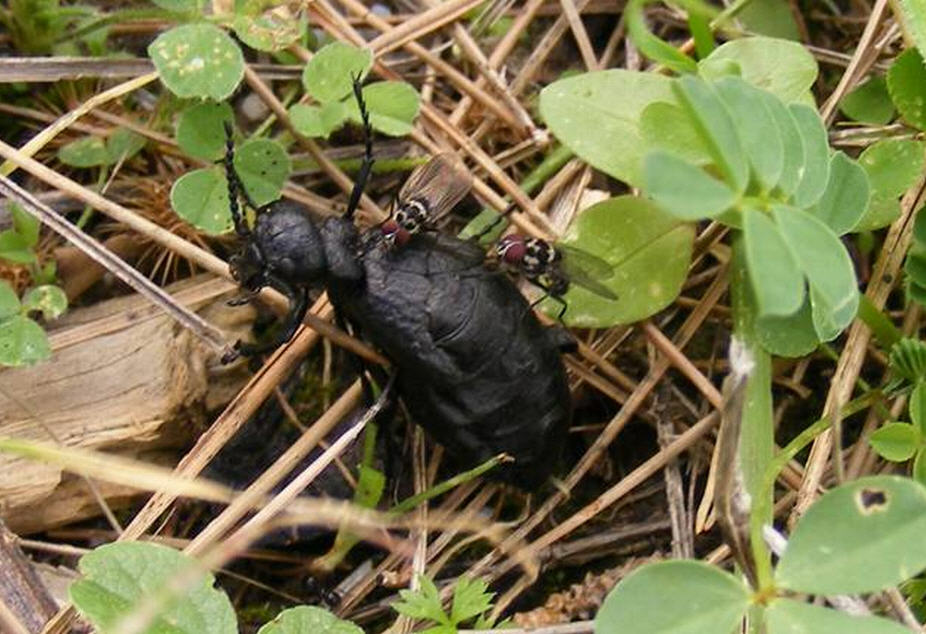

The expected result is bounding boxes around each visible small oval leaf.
[303,42,372,103]
[289,102,347,138]
[644,151,737,220]
[699,36,818,103]
[0,315,51,366]
[233,138,291,207]
[58,136,109,168]
[887,48,926,131]
[869,422,921,462]
[743,207,805,316]
[808,151,870,236]
[348,81,420,136]
[535,196,694,327]
[176,101,235,160]
[540,69,675,187]
[258,606,362,634]
[0,282,20,319]
[766,598,912,634]
[70,542,236,634]
[594,560,749,634]
[840,75,895,125]
[170,167,232,234]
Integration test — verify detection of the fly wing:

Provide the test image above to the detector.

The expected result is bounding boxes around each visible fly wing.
[398,153,473,221]
[557,244,619,301]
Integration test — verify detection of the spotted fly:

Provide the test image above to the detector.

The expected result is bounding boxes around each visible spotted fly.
[380,153,472,248]
[495,234,618,320]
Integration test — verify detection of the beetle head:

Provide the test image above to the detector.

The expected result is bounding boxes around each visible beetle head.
[229,241,267,292]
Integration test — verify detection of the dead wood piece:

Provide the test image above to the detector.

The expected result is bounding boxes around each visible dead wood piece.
[0,520,57,633]
[0,276,252,533]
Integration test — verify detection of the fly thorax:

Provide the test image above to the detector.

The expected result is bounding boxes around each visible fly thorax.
[397,199,429,234]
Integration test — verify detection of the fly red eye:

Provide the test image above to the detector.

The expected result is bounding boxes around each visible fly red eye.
[382,220,400,236]
[394,227,411,247]
[498,237,527,264]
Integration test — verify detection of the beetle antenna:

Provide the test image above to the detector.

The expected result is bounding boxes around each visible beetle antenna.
[345,73,374,221]
[223,122,253,238]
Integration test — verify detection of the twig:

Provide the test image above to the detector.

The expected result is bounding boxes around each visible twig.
[0,174,233,356]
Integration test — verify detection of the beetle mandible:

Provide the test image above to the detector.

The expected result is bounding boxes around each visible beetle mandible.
[222,79,573,488]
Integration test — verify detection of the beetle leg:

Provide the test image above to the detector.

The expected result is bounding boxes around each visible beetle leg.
[234,275,308,357]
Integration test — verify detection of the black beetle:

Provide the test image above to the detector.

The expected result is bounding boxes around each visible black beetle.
[222,82,573,488]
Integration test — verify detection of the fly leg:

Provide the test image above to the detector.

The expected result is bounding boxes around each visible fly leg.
[526,280,569,324]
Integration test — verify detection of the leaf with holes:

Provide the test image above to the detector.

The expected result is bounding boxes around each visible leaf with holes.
[776,476,926,594]
[234,7,306,52]
[148,23,244,100]
[21,285,67,320]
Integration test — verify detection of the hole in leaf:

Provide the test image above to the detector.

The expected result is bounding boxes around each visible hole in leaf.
[856,487,889,513]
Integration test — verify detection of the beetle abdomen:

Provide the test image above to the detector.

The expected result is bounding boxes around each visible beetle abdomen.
[328,231,572,488]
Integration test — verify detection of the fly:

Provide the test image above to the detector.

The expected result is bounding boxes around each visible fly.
[380,153,472,248]
[495,234,618,320]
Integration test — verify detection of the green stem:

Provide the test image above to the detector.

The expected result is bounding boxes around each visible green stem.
[730,238,775,591]
[389,454,507,515]
[56,8,178,44]
[857,293,902,350]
